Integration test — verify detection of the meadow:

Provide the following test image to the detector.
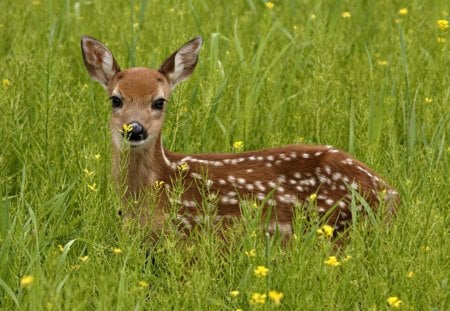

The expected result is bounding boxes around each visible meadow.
[0,0,449,309]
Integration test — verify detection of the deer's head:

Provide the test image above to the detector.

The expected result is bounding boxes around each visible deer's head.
[81,36,202,149]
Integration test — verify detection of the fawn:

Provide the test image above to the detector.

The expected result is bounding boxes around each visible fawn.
[81,35,399,241]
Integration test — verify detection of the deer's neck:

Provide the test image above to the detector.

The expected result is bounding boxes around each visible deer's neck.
[113,134,174,199]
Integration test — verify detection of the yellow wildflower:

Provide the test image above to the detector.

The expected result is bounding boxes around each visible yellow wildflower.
[94,154,101,160]
[310,14,316,20]
[245,249,256,257]
[230,290,240,297]
[268,290,284,305]
[32,0,41,5]
[407,271,414,278]
[437,19,449,30]
[2,79,10,87]
[87,183,98,192]
[154,180,165,190]
[398,8,408,16]
[83,168,95,177]
[438,37,446,43]
[387,296,402,308]
[254,265,269,277]
[377,60,389,66]
[58,244,64,252]
[317,224,334,239]
[425,97,433,103]
[112,248,122,254]
[122,123,133,133]
[177,162,189,172]
[265,1,274,9]
[308,193,317,202]
[138,280,149,288]
[80,255,89,262]
[20,275,34,288]
[341,11,351,19]
[324,256,341,266]
[343,255,352,262]
[233,140,244,150]
[249,292,266,305]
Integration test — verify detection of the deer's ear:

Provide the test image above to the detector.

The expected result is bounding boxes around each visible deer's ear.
[159,37,202,89]
[81,35,120,89]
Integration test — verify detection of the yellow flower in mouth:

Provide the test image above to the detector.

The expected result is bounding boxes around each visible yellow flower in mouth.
[324,256,341,266]
[341,11,351,19]
[268,290,284,305]
[20,275,34,288]
[122,123,133,133]
[437,19,449,30]
[254,265,269,277]
[398,8,408,16]
[249,292,266,305]
[387,296,402,308]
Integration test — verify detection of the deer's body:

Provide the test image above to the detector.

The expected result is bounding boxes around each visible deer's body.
[81,36,399,240]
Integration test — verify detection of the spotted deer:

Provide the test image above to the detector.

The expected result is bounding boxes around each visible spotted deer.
[81,35,399,241]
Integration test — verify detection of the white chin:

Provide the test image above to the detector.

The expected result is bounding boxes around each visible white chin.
[127,140,147,148]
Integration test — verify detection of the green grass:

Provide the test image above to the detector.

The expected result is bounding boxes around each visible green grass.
[1,0,449,310]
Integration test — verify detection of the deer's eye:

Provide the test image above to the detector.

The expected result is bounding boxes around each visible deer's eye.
[110,96,123,108]
[152,98,165,110]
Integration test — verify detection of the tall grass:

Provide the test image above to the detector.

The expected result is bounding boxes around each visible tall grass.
[0,0,449,310]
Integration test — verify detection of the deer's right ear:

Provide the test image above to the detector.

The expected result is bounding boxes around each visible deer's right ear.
[81,35,120,89]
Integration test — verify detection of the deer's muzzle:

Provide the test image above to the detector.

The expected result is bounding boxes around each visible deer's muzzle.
[123,121,148,144]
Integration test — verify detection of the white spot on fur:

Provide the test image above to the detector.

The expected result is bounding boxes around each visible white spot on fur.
[245,184,255,191]
[325,198,335,206]
[191,172,201,179]
[255,181,266,191]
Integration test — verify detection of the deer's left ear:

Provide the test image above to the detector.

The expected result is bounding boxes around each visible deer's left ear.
[159,36,202,88]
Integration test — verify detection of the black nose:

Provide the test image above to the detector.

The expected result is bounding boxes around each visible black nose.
[123,121,148,141]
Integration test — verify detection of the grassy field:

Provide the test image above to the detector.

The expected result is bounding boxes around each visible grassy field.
[1,0,449,310]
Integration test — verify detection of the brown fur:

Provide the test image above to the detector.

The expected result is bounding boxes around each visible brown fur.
[81,35,399,241]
